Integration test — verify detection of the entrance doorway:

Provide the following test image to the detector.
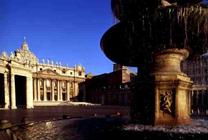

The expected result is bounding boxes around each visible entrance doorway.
[15,75,26,108]
[47,92,51,101]
[62,93,66,101]
[0,74,5,108]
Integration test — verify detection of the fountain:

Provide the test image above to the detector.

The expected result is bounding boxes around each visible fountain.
[1,2,208,139]
[101,0,208,125]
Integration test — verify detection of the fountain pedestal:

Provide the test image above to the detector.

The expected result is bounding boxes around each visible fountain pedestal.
[133,48,193,125]
[153,49,193,125]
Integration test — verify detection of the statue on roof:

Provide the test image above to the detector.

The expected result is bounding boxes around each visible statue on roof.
[0,51,8,60]
[21,36,29,51]
[13,38,38,66]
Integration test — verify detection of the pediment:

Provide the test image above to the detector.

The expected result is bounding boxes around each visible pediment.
[37,69,60,76]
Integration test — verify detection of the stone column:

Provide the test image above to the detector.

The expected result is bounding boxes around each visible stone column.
[59,81,62,101]
[67,81,70,101]
[33,78,37,101]
[74,82,79,97]
[188,90,192,115]
[51,80,55,101]
[202,90,204,108]
[191,90,194,107]
[37,79,41,101]
[26,77,33,108]
[125,92,128,105]
[191,90,194,114]
[43,79,47,101]
[71,82,74,97]
[10,74,16,109]
[101,95,105,105]
[196,91,199,114]
[4,72,9,109]
[57,80,60,101]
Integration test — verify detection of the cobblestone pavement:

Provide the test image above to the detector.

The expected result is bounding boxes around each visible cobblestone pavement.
[1,106,208,140]
[13,116,129,140]
[0,105,130,124]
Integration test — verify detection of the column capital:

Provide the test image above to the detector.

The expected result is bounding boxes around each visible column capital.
[10,73,15,77]
[4,68,8,73]
[26,76,32,80]
[4,72,8,77]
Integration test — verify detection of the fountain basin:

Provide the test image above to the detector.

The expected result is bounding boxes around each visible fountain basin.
[101,5,208,67]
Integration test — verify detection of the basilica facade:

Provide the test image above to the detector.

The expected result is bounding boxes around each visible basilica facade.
[0,40,85,109]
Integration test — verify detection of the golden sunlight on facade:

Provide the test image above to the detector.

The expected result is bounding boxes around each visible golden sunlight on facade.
[0,40,85,109]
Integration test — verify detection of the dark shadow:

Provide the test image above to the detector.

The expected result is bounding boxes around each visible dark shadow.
[0,74,5,108]
[60,116,208,140]
[62,92,66,101]
[61,116,128,140]
[47,92,51,101]
[15,75,26,108]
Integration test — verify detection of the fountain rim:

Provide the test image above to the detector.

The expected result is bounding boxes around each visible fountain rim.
[111,0,208,21]
[100,21,195,67]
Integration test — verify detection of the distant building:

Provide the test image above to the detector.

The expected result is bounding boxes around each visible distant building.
[182,53,208,115]
[79,64,136,106]
[0,40,85,109]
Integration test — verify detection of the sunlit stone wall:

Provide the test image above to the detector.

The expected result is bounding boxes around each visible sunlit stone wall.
[0,40,85,109]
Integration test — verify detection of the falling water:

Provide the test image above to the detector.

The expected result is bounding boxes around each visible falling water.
[177,6,208,52]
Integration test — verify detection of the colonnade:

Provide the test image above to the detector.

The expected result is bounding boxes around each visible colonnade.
[33,78,79,102]
[0,72,33,109]
[191,89,208,115]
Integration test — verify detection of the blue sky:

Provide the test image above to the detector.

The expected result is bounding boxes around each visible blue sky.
[0,0,123,75]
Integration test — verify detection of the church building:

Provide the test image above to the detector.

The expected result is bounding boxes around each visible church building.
[0,40,85,109]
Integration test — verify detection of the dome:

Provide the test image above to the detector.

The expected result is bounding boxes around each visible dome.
[13,39,39,65]
[76,65,84,71]
[21,41,29,51]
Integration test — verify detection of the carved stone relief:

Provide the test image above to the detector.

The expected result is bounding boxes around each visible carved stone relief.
[160,89,175,115]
